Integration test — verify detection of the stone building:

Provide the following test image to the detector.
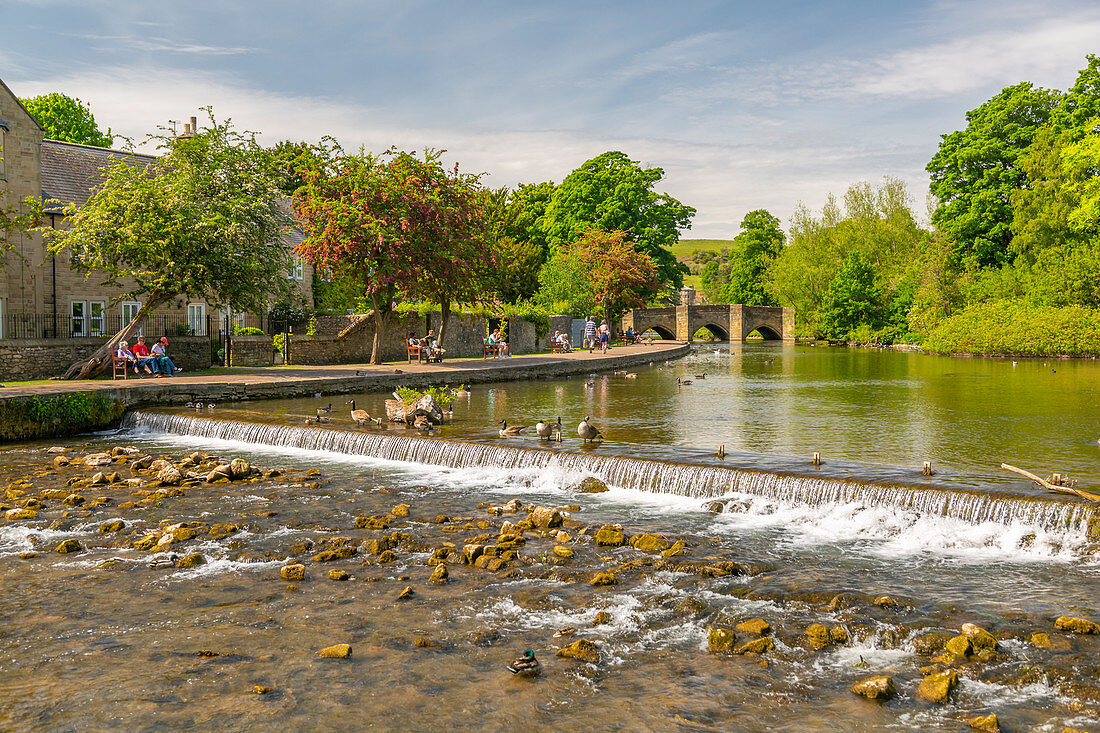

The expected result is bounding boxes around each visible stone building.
[0,76,311,346]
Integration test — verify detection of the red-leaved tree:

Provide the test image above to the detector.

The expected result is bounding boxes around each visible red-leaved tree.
[573,228,659,338]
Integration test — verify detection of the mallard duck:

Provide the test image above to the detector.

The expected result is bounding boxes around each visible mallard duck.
[346,400,372,426]
[677,378,693,386]
[578,416,603,444]
[305,416,318,425]
[535,417,561,440]
[507,649,541,677]
[316,415,331,423]
[149,553,178,568]
[317,403,332,414]
[498,419,527,437]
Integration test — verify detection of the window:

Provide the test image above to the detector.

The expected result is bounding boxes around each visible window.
[288,256,304,280]
[122,301,142,336]
[188,303,206,336]
[89,301,106,336]
[0,126,6,179]
[71,301,86,337]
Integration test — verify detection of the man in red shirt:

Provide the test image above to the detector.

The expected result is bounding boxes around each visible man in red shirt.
[131,336,155,375]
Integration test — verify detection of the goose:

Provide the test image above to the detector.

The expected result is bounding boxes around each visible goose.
[346,399,372,426]
[315,415,331,424]
[205,403,215,409]
[316,403,332,414]
[578,416,603,444]
[535,417,562,440]
[498,419,528,438]
[677,377,693,386]
[185,401,194,408]
[453,385,470,397]
[694,373,706,379]
[507,649,541,677]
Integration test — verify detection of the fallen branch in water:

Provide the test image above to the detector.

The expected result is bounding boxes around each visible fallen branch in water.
[1000,464,1100,503]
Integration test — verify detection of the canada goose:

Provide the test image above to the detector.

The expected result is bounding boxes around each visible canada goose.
[535,417,561,440]
[317,403,332,414]
[316,415,331,423]
[578,416,603,443]
[346,399,371,426]
[498,419,527,437]
[694,373,706,379]
[507,649,541,677]
[205,403,215,409]
[764,359,774,365]
[453,385,469,397]
[678,378,693,386]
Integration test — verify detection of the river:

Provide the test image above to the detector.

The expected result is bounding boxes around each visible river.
[1,344,1098,732]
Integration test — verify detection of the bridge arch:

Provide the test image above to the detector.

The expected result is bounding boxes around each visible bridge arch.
[694,322,730,341]
[745,324,782,340]
[637,323,677,340]
[622,304,793,343]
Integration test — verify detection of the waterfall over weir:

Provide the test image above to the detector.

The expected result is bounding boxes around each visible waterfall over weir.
[123,411,1096,534]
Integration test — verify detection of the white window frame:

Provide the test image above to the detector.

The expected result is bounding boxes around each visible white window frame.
[71,301,87,337]
[88,300,106,337]
[121,301,142,336]
[288,256,304,280]
[187,303,206,336]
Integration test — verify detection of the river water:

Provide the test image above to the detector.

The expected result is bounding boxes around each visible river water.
[2,345,1099,732]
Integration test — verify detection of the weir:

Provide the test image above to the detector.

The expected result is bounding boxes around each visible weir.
[123,411,1097,534]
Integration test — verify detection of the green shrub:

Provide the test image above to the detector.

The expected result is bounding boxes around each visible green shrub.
[0,393,125,442]
[273,333,286,355]
[394,385,458,407]
[923,301,1100,356]
[234,326,264,336]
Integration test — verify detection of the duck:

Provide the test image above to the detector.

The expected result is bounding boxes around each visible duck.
[205,403,215,409]
[346,399,372,426]
[149,553,178,569]
[498,419,528,438]
[677,377,693,386]
[185,401,195,408]
[764,359,774,365]
[584,378,596,388]
[694,373,706,379]
[624,373,637,379]
[535,417,562,440]
[316,403,332,414]
[578,416,603,444]
[305,416,319,425]
[413,415,433,432]
[506,649,541,677]
[315,415,331,423]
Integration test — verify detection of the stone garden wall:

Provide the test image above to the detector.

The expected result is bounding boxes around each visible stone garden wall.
[229,335,274,367]
[0,336,212,382]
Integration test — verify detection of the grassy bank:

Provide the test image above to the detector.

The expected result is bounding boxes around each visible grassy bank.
[923,302,1100,357]
[0,392,126,442]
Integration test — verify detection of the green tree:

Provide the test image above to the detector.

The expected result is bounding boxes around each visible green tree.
[820,250,883,340]
[926,82,1061,266]
[20,93,113,147]
[269,139,328,196]
[478,186,546,304]
[704,209,784,305]
[572,228,659,336]
[535,248,597,316]
[40,110,294,379]
[539,151,695,288]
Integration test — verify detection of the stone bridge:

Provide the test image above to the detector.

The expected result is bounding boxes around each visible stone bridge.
[621,304,794,342]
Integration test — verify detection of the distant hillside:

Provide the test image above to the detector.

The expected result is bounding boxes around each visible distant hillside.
[672,238,732,289]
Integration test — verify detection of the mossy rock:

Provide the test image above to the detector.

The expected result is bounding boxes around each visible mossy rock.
[805,623,832,650]
[5,508,37,521]
[356,514,391,530]
[735,637,775,655]
[553,545,574,558]
[961,622,997,651]
[55,538,83,554]
[912,630,954,655]
[590,572,617,586]
[362,537,393,556]
[576,477,609,493]
[593,611,612,625]
[391,503,411,517]
[661,541,686,558]
[317,643,352,659]
[396,585,414,600]
[529,506,564,528]
[328,569,350,581]
[736,619,772,636]
[917,669,958,703]
[850,675,896,701]
[131,535,159,551]
[98,520,125,533]
[594,524,626,547]
[965,713,999,732]
[708,627,737,653]
[1055,616,1100,635]
[1029,632,1051,648]
[944,635,972,658]
[556,638,600,664]
[429,564,448,583]
[629,533,672,553]
[177,553,206,569]
[312,546,357,563]
[280,564,306,582]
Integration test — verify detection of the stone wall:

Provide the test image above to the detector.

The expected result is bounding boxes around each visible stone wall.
[0,336,211,381]
[288,310,540,365]
[229,335,274,367]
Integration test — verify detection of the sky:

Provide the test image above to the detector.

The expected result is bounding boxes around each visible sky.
[2,0,1098,238]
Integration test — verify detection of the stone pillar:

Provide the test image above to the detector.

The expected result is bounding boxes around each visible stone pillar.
[675,305,691,341]
[729,304,744,343]
[782,307,796,341]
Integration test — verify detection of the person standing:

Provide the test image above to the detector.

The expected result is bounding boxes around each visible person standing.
[583,317,597,352]
[598,320,610,353]
[151,337,182,376]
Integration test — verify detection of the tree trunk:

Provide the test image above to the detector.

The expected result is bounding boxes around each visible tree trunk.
[368,288,393,365]
[438,299,451,348]
[61,297,166,380]
[603,302,615,341]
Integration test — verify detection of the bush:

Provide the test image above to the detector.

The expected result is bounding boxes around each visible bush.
[273,333,287,355]
[234,326,264,336]
[923,301,1100,356]
[394,385,459,407]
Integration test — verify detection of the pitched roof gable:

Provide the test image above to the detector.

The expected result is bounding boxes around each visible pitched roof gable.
[40,139,156,210]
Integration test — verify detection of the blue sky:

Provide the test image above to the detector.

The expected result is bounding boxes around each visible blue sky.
[3,0,1098,237]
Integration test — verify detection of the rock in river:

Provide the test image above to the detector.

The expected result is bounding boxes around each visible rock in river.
[708,628,737,653]
[556,639,600,664]
[317,644,352,659]
[1055,615,1100,635]
[280,564,306,582]
[917,669,958,703]
[850,675,896,701]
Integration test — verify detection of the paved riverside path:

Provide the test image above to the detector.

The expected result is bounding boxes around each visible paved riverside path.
[0,341,689,408]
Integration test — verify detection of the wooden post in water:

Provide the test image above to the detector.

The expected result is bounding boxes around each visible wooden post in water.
[922,461,933,476]
[812,452,821,466]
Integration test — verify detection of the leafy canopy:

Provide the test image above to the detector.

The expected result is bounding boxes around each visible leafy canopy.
[702,209,784,306]
[572,228,659,326]
[21,93,113,147]
[539,151,694,288]
[40,109,294,311]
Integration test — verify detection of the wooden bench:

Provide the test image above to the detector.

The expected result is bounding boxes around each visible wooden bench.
[549,341,565,354]
[112,356,129,380]
[407,344,423,363]
[483,342,499,358]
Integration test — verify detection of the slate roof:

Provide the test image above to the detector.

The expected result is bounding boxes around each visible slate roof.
[40,139,156,211]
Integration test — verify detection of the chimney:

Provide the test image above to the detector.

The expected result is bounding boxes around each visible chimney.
[183,123,191,135]
[190,116,198,134]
